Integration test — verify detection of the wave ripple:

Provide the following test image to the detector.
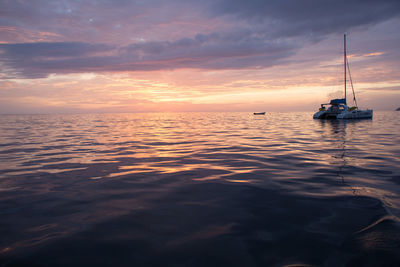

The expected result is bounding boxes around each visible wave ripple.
[1,112,400,266]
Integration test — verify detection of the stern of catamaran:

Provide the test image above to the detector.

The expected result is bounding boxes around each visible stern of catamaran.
[313,98,348,119]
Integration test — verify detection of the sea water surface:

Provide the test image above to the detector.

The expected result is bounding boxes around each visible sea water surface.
[0,112,400,266]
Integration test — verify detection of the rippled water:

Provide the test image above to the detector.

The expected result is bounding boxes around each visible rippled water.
[1,112,400,266]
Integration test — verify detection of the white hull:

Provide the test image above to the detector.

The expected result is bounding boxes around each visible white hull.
[313,110,341,119]
[337,109,373,119]
[314,108,373,120]
[313,111,325,119]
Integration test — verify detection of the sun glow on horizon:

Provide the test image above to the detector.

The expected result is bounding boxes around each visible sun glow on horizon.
[2,66,398,114]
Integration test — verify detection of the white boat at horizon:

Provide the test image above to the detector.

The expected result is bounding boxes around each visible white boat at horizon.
[313,34,373,120]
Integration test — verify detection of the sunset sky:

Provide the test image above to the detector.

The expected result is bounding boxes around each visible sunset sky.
[1,0,399,113]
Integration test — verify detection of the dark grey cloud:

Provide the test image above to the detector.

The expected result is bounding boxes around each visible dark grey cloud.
[121,31,296,70]
[2,0,399,41]
[0,42,113,58]
[1,0,399,78]
[0,31,296,78]
[0,42,116,78]
[212,0,400,37]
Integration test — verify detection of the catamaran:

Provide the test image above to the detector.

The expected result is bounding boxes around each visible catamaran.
[313,34,373,119]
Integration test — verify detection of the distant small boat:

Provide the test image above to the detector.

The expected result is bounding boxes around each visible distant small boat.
[313,34,373,120]
[253,112,265,115]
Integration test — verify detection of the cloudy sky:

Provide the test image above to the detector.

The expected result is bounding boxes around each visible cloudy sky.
[1,0,399,113]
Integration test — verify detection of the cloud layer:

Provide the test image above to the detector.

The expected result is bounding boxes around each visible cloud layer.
[213,0,400,36]
[0,33,296,78]
[1,0,400,78]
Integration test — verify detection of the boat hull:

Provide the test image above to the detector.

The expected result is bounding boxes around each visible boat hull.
[314,109,373,119]
[313,110,342,119]
[337,109,373,119]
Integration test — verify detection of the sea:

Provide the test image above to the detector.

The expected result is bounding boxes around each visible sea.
[0,111,400,266]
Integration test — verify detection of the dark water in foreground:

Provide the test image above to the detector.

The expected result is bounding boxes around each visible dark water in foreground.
[1,112,400,266]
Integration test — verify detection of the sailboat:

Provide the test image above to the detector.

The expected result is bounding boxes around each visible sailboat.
[313,34,373,119]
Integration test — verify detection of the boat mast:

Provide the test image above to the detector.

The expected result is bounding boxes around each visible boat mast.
[344,34,347,105]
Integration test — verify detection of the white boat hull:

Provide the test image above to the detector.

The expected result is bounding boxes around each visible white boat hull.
[313,110,341,119]
[337,109,373,119]
[313,111,325,119]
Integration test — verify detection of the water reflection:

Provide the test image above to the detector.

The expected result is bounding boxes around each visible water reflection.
[318,120,363,200]
[316,118,400,219]
[0,112,400,266]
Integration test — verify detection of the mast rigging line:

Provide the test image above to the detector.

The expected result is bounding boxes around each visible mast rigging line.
[346,53,358,108]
